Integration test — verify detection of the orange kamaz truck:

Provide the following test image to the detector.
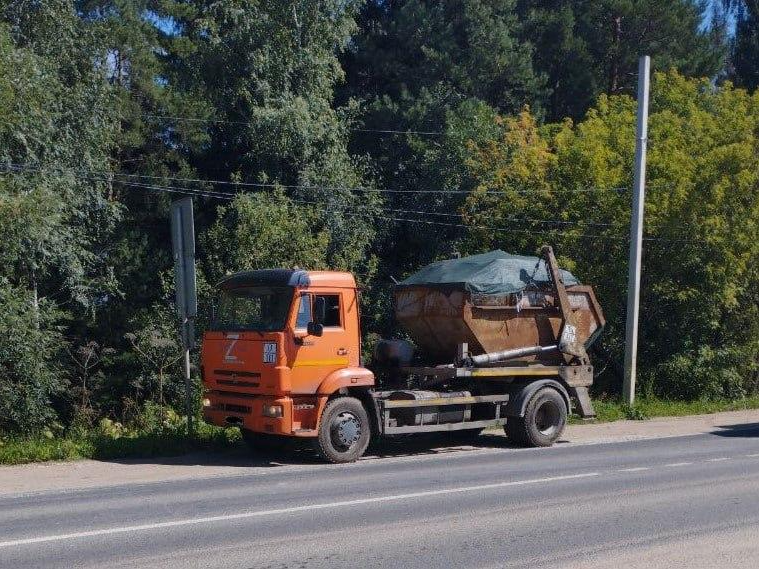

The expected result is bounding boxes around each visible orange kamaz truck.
[201,247,604,463]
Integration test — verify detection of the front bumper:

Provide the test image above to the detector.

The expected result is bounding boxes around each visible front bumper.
[202,392,323,437]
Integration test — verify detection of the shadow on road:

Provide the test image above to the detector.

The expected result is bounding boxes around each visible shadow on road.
[93,432,524,469]
[710,422,759,438]
[94,442,317,469]
[365,432,521,459]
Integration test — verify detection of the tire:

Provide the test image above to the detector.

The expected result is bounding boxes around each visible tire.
[315,397,371,463]
[505,387,567,447]
[241,430,284,453]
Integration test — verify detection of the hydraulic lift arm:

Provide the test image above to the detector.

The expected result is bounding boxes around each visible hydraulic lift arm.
[541,245,588,361]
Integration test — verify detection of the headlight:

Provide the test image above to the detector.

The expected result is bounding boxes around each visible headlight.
[202,398,212,408]
[262,404,283,418]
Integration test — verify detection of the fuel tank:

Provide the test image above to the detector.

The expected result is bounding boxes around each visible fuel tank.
[387,390,471,426]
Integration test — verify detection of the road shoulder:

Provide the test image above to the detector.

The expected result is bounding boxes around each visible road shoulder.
[1,408,757,497]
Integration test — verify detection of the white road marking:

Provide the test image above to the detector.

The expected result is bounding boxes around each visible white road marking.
[745,453,759,458]
[664,462,692,467]
[707,457,731,462]
[0,472,600,549]
[618,467,650,472]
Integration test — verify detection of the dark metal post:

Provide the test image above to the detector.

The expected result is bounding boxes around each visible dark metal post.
[170,198,197,438]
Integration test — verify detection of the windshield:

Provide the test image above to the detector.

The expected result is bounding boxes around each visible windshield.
[213,286,293,331]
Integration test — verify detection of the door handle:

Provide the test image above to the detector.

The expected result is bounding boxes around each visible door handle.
[337,348,349,356]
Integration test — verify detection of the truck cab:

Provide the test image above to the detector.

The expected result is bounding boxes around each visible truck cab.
[201,269,374,447]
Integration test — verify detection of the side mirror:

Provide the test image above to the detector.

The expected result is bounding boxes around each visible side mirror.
[306,297,326,337]
[307,321,324,337]
[314,297,326,325]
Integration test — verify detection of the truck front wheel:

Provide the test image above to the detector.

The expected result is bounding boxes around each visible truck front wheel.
[506,387,567,447]
[315,396,371,463]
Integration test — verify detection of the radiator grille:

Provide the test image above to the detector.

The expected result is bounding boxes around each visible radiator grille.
[217,379,260,388]
[223,403,252,414]
[214,369,260,378]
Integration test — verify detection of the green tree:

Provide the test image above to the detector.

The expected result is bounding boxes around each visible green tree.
[124,303,184,412]
[463,71,759,399]
[0,280,65,434]
[75,1,210,353]
[340,1,539,330]
[0,3,121,432]
[0,6,120,309]
[203,191,332,282]
[726,1,759,89]
[517,0,726,120]
[178,0,377,274]
[343,0,543,114]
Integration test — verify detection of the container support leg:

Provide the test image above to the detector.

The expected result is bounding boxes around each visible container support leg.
[570,386,596,419]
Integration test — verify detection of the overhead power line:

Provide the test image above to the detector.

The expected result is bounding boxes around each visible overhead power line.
[141,113,445,137]
[2,162,628,197]
[291,196,622,228]
[0,164,624,238]
[104,177,626,231]
[359,213,626,241]
[349,128,443,136]
[0,163,710,245]
[106,177,626,233]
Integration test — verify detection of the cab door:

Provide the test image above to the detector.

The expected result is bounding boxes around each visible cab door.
[289,290,352,394]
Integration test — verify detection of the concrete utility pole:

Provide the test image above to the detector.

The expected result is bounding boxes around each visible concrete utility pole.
[623,56,650,406]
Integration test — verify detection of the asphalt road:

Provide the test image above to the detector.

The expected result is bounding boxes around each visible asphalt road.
[2,425,759,569]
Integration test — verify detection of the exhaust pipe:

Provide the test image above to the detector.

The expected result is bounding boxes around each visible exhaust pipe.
[467,345,558,367]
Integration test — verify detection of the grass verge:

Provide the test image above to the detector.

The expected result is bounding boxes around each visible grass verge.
[0,420,244,466]
[574,395,759,423]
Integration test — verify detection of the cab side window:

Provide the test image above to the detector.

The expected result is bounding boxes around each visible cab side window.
[295,293,312,329]
[315,294,341,328]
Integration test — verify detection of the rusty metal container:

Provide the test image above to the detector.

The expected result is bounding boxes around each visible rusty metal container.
[394,273,605,365]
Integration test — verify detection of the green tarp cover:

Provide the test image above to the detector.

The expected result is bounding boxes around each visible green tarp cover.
[397,250,580,295]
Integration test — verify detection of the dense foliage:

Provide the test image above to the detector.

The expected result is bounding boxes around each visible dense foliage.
[0,0,756,435]
[462,73,759,398]
[729,0,759,89]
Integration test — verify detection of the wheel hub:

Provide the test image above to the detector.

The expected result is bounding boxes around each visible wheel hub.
[333,412,361,448]
[535,401,561,435]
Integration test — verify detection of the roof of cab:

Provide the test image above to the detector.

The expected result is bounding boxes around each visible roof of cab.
[218,269,356,290]
[306,271,356,288]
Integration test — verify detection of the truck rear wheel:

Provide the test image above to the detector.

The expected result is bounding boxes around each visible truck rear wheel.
[315,397,371,463]
[505,387,567,447]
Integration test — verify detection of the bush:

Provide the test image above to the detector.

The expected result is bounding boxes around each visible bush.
[0,397,245,465]
[652,345,754,401]
[0,280,67,434]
